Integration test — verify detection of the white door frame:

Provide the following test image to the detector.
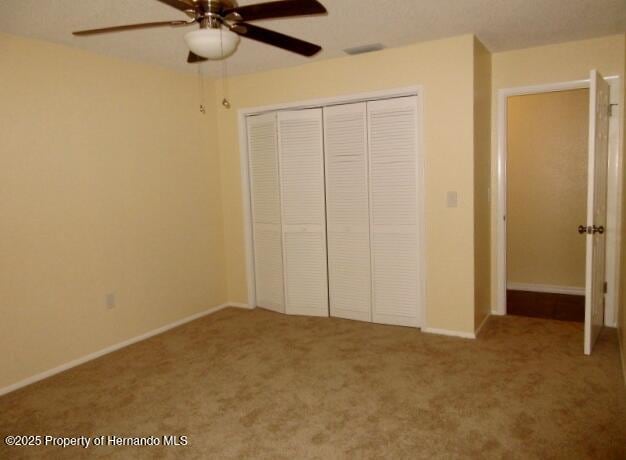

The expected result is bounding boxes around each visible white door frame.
[494,76,623,327]
[237,86,426,327]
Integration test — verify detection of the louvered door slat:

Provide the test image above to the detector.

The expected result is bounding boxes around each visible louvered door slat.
[247,113,285,313]
[278,109,329,317]
[368,97,421,327]
[324,103,372,322]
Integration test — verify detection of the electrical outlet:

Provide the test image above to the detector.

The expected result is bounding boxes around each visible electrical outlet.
[105,293,116,310]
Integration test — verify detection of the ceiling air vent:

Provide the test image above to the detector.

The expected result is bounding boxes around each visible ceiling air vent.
[344,44,385,55]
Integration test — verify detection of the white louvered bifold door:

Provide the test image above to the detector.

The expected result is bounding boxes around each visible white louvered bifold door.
[324,103,372,322]
[278,109,329,317]
[367,96,422,327]
[247,112,285,313]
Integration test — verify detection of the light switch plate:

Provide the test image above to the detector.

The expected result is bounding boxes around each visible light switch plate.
[446,191,458,208]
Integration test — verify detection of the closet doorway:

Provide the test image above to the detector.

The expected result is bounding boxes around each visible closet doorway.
[505,88,589,322]
[496,72,621,355]
[239,88,425,328]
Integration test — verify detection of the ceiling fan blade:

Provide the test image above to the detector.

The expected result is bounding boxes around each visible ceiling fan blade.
[232,22,321,57]
[225,0,327,21]
[73,20,191,36]
[188,52,208,63]
[155,0,197,12]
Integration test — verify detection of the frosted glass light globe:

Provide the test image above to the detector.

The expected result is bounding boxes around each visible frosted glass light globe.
[184,28,240,60]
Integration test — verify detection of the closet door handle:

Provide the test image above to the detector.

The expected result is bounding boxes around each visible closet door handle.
[578,225,590,234]
[592,225,605,235]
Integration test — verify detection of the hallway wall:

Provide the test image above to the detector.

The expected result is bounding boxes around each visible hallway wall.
[506,89,589,290]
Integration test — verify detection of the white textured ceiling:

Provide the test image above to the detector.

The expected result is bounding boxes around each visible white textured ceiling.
[0,0,624,76]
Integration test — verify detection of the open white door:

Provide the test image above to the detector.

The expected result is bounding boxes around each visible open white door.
[583,70,610,355]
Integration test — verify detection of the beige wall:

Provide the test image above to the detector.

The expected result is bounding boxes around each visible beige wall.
[0,34,227,389]
[473,38,492,329]
[491,34,626,309]
[507,90,588,288]
[216,35,479,333]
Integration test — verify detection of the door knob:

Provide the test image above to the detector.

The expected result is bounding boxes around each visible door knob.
[579,225,605,235]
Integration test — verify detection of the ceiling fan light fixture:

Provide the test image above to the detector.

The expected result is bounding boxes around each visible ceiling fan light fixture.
[184,28,240,60]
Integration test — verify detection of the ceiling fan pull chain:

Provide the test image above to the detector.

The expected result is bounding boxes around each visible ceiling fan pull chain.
[221,28,232,109]
[197,63,207,115]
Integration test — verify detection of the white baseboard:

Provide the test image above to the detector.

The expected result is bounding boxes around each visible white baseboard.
[0,302,249,397]
[229,302,252,309]
[421,327,475,339]
[506,282,585,296]
[475,313,491,337]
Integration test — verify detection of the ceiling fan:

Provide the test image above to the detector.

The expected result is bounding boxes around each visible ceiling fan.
[73,0,327,62]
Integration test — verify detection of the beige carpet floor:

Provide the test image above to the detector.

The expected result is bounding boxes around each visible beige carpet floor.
[1,308,625,459]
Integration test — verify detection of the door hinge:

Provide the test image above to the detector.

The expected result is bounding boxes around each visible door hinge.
[603,281,608,294]
[609,104,617,117]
